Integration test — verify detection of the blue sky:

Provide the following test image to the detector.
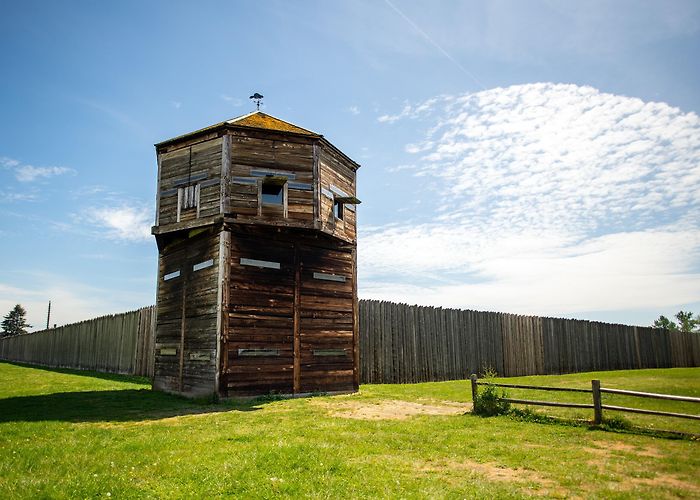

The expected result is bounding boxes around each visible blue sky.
[1,0,699,329]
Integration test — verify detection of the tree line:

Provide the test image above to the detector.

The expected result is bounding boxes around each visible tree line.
[652,311,700,334]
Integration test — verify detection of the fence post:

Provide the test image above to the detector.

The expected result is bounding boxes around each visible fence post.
[592,379,602,425]
[470,373,478,404]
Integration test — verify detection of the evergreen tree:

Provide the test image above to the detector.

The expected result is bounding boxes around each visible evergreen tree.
[652,315,677,331]
[675,311,700,333]
[652,311,700,333]
[1,304,31,337]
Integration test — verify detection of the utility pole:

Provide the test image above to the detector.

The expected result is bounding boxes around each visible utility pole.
[46,300,51,330]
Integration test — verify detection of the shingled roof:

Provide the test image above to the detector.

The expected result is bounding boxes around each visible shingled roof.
[226,111,318,136]
[156,111,320,147]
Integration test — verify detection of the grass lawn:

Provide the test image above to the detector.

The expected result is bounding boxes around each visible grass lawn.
[0,362,698,498]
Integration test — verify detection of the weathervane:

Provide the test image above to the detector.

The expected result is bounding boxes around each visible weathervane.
[249,92,264,111]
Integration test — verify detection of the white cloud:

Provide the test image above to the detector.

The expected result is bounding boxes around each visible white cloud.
[364,83,700,317]
[170,100,182,109]
[221,94,243,107]
[81,205,153,242]
[1,156,76,182]
[15,165,75,182]
[0,277,153,330]
[347,105,361,115]
[0,191,38,203]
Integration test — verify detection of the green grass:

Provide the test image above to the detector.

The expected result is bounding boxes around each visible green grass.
[0,362,698,498]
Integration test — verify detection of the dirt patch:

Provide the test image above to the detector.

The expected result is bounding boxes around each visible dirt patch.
[582,443,698,496]
[584,441,664,460]
[319,399,468,420]
[418,459,566,497]
[624,475,700,495]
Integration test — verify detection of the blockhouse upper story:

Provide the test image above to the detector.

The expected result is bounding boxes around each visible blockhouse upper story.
[152,111,360,244]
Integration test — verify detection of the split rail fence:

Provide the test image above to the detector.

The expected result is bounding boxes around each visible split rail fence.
[470,374,700,425]
[1,300,699,382]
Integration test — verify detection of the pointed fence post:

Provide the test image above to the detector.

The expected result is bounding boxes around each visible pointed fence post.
[470,373,479,405]
[592,379,603,425]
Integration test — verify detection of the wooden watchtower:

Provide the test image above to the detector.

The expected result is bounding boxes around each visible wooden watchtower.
[152,111,361,397]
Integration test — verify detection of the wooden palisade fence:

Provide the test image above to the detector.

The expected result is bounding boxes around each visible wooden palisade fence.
[0,306,155,377]
[470,374,700,424]
[359,300,700,383]
[1,300,699,382]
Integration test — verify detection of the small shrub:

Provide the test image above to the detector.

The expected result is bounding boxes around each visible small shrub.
[601,415,633,431]
[473,383,511,417]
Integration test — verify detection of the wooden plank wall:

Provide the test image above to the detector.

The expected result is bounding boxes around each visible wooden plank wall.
[319,147,357,242]
[2,300,698,384]
[154,230,220,396]
[157,138,223,226]
[0,306,155,377]
[359,300,700,383]
[228,132,315,226]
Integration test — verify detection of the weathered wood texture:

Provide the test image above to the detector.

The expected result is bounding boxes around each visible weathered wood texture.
[4,300,698,385]
[0,306,155,377]
[227,131,316,225]
[319,146,357,242]
[157,138,223,226]
[359,300,700,383]
[222,225,356,396]
[153,229,220,397]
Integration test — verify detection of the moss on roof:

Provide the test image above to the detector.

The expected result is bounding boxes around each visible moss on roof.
[227,112,318,136]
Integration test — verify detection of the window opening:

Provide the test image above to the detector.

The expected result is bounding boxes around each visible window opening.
[240,258,281,270]
[193,259,214,272]
[313,349,347,357]
[180,184,199,210]
[261,175,286,206]
[238,348,280,357]
[334,199,344,220]
[164,270,180,281]
[313,272,346,283]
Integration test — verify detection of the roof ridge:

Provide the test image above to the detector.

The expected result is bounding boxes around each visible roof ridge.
[225,111,318,136]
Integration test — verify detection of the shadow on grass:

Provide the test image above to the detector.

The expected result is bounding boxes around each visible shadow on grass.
[2,361,151,385]
[504,407,697,441]
[0,388,272,424]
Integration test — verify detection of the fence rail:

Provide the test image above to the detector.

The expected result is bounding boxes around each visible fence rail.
[470,374,700,425]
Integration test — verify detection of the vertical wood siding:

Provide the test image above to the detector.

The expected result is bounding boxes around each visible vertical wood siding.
[0,306,155,377]
[2,300,698,384]
[358,300,700,383]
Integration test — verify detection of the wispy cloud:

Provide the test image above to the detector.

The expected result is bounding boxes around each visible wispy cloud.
[0,190,38,203]
[79,205,153,242]
[77,98,148,137]
[364,83,700,316]
[347,105,361,115]
[1,156,76,182]
[0,275,153,330]
[383,0,485,88]
[221,94,243,107]
[170,100,182,109]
